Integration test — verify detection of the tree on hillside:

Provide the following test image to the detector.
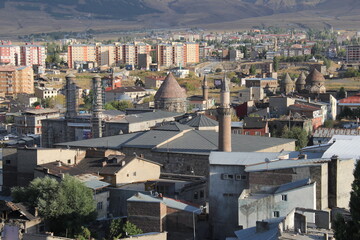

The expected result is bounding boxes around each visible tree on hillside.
[108,219,143,240]
[273,56,279,72]
[334,160,360,239]
[12,175,96,237]
[337,87,346,99]
[249,65,256,75]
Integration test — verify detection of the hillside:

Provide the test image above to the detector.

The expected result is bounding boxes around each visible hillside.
[1,0,360,37]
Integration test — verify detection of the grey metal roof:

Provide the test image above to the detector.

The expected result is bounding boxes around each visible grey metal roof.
[84,179,111,190]
[322,136,360,159]
[127,193,201,213]
[275,178,311,194]
[185,114,218,128]
[153,122,193,131]
[121,111,184,124]
[154,130,295,155]
[209,152,282,166]
[234,218,282,240]
[245,158,331,172]
[124,130,181,148]
[55,132,143,149]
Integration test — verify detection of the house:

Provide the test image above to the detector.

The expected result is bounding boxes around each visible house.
[238,178,316,229]
[34,87,59,99]
[127,192,201,240]
[145,76,166,89]
[14,108,60,135]
[238,87,265,103]
[0,201,43,238]
[245,78,278,94]
[338,93,360,112]
[242,117,269,136]
[313,128,360,145]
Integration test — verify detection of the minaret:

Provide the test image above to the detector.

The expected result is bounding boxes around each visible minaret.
[218,75,232,152]
[91,75,103,138]
[202,75,209,101]
[65,74,78,119]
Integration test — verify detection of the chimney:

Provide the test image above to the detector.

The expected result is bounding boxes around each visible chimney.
[65,74,78,119]
[91,75,103,138]
[217,75,232,152]
[256,221,269,233]
[34,207,38,217]
[202,75,209,101]
[56,160,62,167]
[328,155,339,208]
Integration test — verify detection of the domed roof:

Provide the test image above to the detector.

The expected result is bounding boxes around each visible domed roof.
[155,72,187,99]
[305,68,325,84]
[296,72,306,85]
[283,73,293,84]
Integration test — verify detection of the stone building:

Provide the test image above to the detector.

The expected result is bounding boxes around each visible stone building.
[154,73,187,113]
[281,73,295,94]
[295,72,306,92]
[305,68,326,94]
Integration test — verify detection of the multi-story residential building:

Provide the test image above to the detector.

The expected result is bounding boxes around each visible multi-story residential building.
[172,43,186,67]
[0,44,20,66]
[97,44,117,67]
[14,108,60,135]
[156,43,173,67]
[346,45,360,63]
[20,44,46,67]
[184,42,199,64]
[0,66,34,96]
[67,44,97,69]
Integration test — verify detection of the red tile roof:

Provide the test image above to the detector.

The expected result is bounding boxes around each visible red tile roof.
[339,94,360,103]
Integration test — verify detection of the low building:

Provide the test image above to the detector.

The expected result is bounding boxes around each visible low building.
[313,127,360,145]
[338,93,360,112]
[238,178,316,229]
[127,192,201,240]
[34,87,59,99]
[238,87,264,103]
[105,86,155,102]
[145,76,166,89]
[242,117,269,136]
[169,67,189,78]
[14,108,60,135]
[245,78,278,94]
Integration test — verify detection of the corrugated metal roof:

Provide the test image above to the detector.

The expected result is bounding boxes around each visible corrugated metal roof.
[313,128,360,138]
[154,122,192,131]
[275,178,311,194]
[245,158,331,172]
[209,152,281,166]
[127,193,201,213]
[124,130,181,148]
[322,136,360,159]
[83,179,110,190]
[185,114,218,128]
[234,218,282,240]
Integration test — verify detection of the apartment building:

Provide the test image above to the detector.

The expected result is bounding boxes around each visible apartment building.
[20,44,46,67]
[0,65,34,96]
[156,43,173,67]
[184,42,199,63]
[0,44,20,66]
[156,42,199,67]
[346,45,360,63]
[67,43,151,69]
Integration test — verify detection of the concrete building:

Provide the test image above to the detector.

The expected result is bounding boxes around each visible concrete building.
[34,87,59,99]
[346,45,360,63]
[238,87,264,103]
[154,73,187,113]
[105,86,155,102]
[20,44,46,68]
[67,44,97,69]
[245,78,278,94]
[156,42,199,67]
[127,192,201,240]
[0,66,34,96]
[145,76,166,89]
[229,49,243,61]
[238,178,316,229]
[209,152,289,240]
[313,127,360,145]
[0,44,20,66]
[14,108,60,135]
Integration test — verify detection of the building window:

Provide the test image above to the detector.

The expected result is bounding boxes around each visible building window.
[194,191,198,200]
[273,211,280,218]
[67,159,71,164]
[5,160,10,164]
[255,131,261,136]
[245,132,250,135]
[235,174,242,181]
[241,175,247,180]
[221,174,229,180]
[228,174,234,180]
[133,172,136,176]
[97,202,103,210]
[200,190,204,198]
[282,194,287,201]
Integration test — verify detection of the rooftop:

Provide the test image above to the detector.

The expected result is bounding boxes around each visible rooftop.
[154,72,187,99]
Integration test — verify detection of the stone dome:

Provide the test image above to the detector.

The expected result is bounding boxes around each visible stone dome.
[154,72,187,100]
[296,72,306,85]
[305,68,325,84]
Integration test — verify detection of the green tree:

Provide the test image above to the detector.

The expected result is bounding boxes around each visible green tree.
[273,56,279,72]
[249,65,256,75]
[104,100,134,111]
[281,126,308,150]
[337,87,346,99]
[215,68,222,73]
[108,218,123,240]
[123,222,143,236]
[12,175,96,237]
[323,120,335,128]
[75,226,91,240]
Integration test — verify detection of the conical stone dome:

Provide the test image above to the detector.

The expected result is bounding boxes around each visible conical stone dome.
[154,72,187,100]
[296,72,306,85]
